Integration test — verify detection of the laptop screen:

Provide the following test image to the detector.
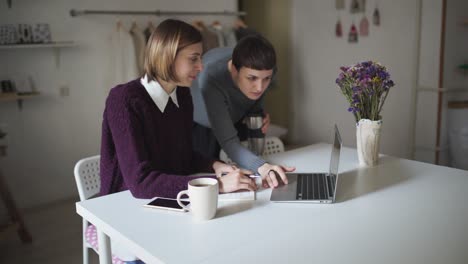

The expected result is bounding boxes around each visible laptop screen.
[329,125,342,200]
[329,125,342,176]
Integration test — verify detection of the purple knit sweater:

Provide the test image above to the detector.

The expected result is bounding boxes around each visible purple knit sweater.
[100,79,216,199]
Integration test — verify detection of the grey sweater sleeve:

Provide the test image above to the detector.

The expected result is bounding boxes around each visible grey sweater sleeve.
[202,77,266,172]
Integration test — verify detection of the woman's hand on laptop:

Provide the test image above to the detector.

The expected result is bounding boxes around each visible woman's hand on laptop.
[258,163,296,188]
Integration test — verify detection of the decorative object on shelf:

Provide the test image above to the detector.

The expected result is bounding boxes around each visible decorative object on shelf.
[17,24,33,44]
[0,24,17,45]
[359,15,369,36]
[350,0,366,13]
[0,79,15,93]
[335,18,343,37]
[10,73,35,93]
[335,0,345,10]
[32,23,52,43]
[373,6,381,26]
[336,61,395,166]
[348,22,358,43]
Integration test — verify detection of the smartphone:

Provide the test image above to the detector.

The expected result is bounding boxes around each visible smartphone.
[143,197,190,212]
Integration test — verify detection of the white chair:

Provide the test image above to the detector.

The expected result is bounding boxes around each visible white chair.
[74,155,142,264]
[219,136,285,164]
[74,155,100,264]
[263,136,285,155]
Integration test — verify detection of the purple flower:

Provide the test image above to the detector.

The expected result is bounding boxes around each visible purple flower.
[336,61,395,121]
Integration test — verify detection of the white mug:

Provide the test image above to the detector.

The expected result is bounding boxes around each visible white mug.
[176,178,218,220]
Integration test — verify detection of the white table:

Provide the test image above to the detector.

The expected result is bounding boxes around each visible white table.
[76,143,468,264]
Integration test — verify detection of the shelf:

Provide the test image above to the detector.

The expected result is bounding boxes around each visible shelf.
[0,41,75,49]
[0,92,40,102]
[0,92,40,110]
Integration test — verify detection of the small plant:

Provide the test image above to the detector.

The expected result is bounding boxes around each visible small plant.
[336,61,395,122]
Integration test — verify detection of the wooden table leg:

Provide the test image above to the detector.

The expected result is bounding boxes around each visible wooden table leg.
[0,168,32,243]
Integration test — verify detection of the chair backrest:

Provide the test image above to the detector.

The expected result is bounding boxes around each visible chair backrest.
[264,136,285,155]
[74,155,101,201]
[219,136,285,164]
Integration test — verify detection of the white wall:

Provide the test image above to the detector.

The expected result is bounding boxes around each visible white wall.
[0,0,237,210]
[290,0,421,159]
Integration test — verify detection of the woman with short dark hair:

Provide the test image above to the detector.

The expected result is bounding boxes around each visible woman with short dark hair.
[192,35,295,189]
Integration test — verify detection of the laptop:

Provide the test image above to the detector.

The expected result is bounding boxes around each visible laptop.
[270,125,342,203]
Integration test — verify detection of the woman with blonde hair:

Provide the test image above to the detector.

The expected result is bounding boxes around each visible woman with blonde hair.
[100,19,257,199]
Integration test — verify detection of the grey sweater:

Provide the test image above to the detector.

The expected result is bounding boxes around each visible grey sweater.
[192,47,267,172]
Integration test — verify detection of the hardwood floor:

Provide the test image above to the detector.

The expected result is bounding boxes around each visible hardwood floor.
[0,197,99,264]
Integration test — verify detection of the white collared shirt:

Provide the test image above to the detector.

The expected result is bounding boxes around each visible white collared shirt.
[140,75,179,113]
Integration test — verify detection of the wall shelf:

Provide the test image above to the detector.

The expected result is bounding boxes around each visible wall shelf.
[0,92,40,110]
[0,41,75,49]
[0,92,39,101]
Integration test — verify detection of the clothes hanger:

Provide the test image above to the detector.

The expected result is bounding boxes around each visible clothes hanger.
[130,21,138,32]
[191,20,205,31]
[212,20,222,30]
[234,18,247,29]
[116,20,123,32]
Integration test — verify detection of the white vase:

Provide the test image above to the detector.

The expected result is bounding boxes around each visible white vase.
[356,119,382,167]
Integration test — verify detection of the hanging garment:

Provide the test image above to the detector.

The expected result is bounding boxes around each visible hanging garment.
[335,0,345,10]
[130,23,146,75]
[192,21,219,53]
[359,16,369,36]
[348,23,358,43]
[350,0,360,13]
[209,23,225,47]
[335,19,343,37]
[373,7,381,26]
[201,28,219,53]
[109,23,139,87]
[144,22,156,42]
[223,27,237,47]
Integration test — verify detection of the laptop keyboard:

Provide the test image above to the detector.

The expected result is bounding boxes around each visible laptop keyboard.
[296,173,332,200]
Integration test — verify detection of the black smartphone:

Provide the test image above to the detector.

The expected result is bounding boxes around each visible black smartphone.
[143,197,190,212]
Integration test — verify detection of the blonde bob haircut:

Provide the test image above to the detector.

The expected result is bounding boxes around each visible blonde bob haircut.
[144,19,202,83]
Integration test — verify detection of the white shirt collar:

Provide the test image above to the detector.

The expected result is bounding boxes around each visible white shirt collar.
[140,75,179,113]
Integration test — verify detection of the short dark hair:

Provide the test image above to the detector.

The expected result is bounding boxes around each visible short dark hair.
[144,19,202,82]
[231,35,276,71]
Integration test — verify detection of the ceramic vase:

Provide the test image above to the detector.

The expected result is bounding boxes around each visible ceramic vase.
[356,119,382,166]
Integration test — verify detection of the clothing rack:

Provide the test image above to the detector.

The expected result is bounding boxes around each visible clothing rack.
[70,9,246,17]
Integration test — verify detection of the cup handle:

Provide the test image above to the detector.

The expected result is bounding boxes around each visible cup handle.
[176,190,190,211]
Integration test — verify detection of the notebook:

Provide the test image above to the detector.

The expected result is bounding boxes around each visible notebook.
[270,125,342,203]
